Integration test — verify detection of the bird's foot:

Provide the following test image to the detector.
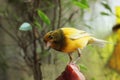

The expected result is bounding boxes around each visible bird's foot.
[68,60,73,64]
[73,57,80,64]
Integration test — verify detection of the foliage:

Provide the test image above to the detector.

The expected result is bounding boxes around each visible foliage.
[101,2,112,13]
[78,64,88,71]
[100,12,110,16]
[37,10,51,26]
[72,0,89,9]
[100,1,113,16]
[34,20,42,30]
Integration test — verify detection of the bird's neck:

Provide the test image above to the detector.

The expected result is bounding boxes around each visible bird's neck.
[52,29,67,51]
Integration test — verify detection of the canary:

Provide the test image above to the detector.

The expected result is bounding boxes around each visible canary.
[43,27,106,62]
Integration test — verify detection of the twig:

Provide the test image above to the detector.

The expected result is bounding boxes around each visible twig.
[61,10,79,27]
[57,0,62,28]
[51,1,57,30]
[8,65,30,73]
[0,26,18,42]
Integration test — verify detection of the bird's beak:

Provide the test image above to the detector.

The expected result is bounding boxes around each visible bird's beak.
[46,41,51,48]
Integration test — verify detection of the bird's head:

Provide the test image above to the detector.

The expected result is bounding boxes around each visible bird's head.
[43,31,54,48]
[43,29,64,49]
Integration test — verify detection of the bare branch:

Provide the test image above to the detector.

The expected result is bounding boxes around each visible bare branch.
[0,26,18,42]
[61,10,79,27]
[57,0,62,28]
[51,1,57,30]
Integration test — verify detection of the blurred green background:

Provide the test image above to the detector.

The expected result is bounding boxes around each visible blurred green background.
[0,0,120,80]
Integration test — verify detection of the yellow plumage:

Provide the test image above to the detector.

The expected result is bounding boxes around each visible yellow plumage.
[116,6,120,24]
[61,28,92,53]
[44,27,106,62]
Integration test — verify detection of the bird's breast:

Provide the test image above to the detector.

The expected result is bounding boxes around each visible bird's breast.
[61,36,92,53]
[61,38,79,53]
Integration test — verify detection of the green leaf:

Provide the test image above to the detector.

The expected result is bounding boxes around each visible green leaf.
[19,22,32,31]
[72,0,89,9]
[79,64,88,71]
[91,77,96,80]
[34,20,42,30]
[37,10,51,25]
[101,2,112,13]
[84,24,93,29]
[81,0,88,5]
[100,12,110,16]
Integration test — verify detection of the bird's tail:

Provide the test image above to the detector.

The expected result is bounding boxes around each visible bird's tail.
[91,38,109,47]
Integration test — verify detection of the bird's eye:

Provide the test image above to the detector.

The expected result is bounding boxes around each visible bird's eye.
[48,35,54,39]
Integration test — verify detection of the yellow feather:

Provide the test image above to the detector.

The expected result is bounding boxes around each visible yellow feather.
[44,27,107,62]
[116,6,120,24]
[61,28,92,53]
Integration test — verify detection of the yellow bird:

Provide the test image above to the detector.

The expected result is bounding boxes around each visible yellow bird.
[43,27,106,62]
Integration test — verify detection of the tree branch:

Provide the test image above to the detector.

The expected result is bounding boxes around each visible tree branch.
[51,1,57,30]
[57,0,62,28]
[0,26,18,42]
[61,10,79,27]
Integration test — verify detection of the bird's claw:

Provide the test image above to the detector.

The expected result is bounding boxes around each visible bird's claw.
[68,57,80,64]
[73,57,80,64]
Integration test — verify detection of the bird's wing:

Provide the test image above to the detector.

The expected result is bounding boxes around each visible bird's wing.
[69,32,91,40]
[61,27,92,40]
